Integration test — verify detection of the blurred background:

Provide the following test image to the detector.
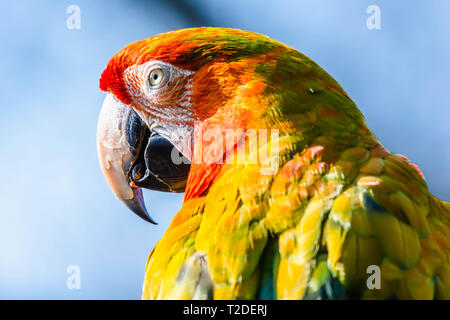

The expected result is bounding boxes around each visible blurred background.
[0,0,448,299]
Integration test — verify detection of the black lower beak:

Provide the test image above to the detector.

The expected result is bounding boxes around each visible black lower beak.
[131,132,191,193]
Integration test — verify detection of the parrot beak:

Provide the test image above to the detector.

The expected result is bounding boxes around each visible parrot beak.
[97,94,191,224]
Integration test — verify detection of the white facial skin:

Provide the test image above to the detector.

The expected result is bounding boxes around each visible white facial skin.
[122,60,197,160]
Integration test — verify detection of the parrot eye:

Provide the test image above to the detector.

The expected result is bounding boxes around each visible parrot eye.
[148,68,167,88]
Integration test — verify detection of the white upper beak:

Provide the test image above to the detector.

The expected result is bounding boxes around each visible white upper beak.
[97,93,155,223]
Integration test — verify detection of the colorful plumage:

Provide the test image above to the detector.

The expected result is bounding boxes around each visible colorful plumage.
[98,27,450,299]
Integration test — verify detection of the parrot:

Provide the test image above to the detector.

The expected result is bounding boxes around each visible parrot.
[97,27,450,300]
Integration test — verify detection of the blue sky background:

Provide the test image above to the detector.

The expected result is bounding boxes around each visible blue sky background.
[0,0,449,299]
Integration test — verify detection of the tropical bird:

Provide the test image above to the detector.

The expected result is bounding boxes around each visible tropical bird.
[97,27,450,300]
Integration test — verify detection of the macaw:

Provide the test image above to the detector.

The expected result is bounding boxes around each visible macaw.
[97,27,450,300]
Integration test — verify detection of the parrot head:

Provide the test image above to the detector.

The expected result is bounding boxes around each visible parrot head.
[97,27,365,223]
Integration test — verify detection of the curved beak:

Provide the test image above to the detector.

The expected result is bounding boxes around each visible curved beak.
[97,94,156,223]
[97,94,190,224]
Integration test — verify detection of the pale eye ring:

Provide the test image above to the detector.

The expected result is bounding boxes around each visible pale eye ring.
[148,68,166,88]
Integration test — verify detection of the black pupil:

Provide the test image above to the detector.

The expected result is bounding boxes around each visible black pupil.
[153,73,158,80]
